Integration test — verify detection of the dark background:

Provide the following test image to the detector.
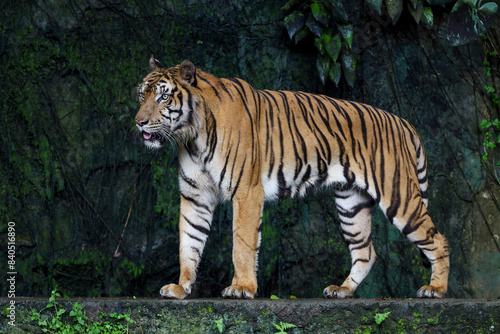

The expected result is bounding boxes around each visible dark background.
[1,0,499,299]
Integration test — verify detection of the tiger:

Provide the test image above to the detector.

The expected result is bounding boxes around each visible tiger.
[134,56,450,299]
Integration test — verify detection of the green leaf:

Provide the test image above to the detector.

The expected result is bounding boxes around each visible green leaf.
[484,85,495,94]
[317,56,330,84]
[374,311,391,325]
[484,141,496,148]
[311,2,320,17]
[492,119,499,128]
[282,0,301,10]
[480,119,492,129]
[341,52,358,87]
[337,24,353,49]
[366,0,383,13]
[323,33,342,61]
[294,27,309,43]
[386,0,404,24]
[331,2,349,23]
[421,6,433,27]
[311,1,331,26]
[426,0,455,5]
[408,1,423,23]
[479,2,498,15]
[462,0,478,7]
[306,12,323,37]
[270,294,280,299]
[314,37,323,55]
[328,61,342,86]
[284,12,306,40]
[409,0,419,9]
[451,0,461,12]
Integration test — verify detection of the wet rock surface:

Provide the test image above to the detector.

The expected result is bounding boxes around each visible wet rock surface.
[1,297,499,333]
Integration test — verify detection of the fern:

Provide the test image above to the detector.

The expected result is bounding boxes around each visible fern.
[273,321,297,333]
[374,311,391,325]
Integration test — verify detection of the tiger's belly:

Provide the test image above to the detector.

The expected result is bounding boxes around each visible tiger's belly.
[261,162,348,200]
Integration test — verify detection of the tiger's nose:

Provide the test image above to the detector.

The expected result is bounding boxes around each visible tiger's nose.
[135,118,149,126]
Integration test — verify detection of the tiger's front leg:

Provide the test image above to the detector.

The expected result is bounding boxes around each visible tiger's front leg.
[159,191,216,299]
[221,184,264,299]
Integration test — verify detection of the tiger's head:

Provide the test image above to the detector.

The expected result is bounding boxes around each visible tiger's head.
[135,56,199,149]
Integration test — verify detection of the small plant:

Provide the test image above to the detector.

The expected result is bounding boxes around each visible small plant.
[481,118,500,168]
[270,295,280,300]
[30,289,134,333]
[273,321,297,334]
[213,317,224,333]
[374,311,391,325]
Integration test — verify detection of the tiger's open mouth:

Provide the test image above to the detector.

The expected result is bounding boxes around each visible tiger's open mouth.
[141,131,166,148]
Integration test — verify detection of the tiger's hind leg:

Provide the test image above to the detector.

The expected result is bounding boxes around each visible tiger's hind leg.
[324,188,377,299]
[383,196,450,298]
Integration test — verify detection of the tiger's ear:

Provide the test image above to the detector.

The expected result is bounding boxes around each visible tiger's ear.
[179,60,196,86]
[149,55,164,71]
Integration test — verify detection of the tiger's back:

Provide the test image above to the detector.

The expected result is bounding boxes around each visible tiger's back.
[135,58,449,299]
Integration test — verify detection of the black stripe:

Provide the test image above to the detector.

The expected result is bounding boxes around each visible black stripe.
[350,235,372,251]
[316,148,328,186]
[402,208,428,236]
[351,103,369,148]
[339,219,355,226]
[204,108,218,163]
[297,164,312,190]
[180,168,198,189]
[352,258,370,266]
[229,79,256,164]
[337,200,374,219]
[219,146,233,187]
[346,238,364,245]
[385,156,401,224]
[185,232,204,243]
[183,215,210,236]
[191,246,202,257]
[418,174,428,184]
[277,164,291,198]
[341,229,361,238]
[420,190,428,199]
[219,80,233,101]
[198,75,220,99]
[181,194,212,214]
[230,157,247,201]
[414,238,434,246]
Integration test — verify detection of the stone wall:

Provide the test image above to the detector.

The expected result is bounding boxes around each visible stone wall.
[0,0,499,300]
[1,297,499,333]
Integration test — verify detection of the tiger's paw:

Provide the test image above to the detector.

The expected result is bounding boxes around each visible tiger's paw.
[221,285,256,299]
[159,284,188,299]
[417,285,447,298]
[323,285,354,299]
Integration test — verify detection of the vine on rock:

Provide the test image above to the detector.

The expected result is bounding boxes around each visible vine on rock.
[283,0,498,86]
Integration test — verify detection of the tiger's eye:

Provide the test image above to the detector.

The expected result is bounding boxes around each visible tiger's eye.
[162,93,170,101]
